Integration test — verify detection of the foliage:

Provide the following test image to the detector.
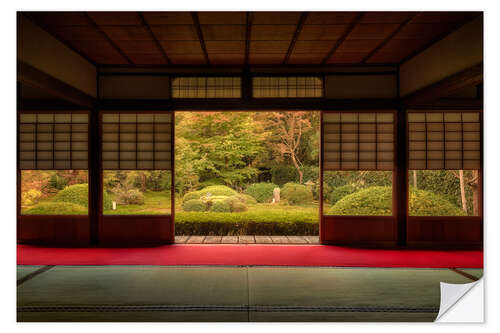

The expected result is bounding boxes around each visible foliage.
[327,184,357,205]
[182,185,238,203]
[116,189,145,205]
[281,183,313,205]
[231,201,248,212]
[182,199,206,212]
[175,112,268,189]
[244,182,278,203]
[237,194,257,205]
[210,200,232,212]
[48,173,69,190]
[328,186,465,216]
[21,189,43,206]
[23,202,87,215]
[175,210,318,235]
[53,183,112,210]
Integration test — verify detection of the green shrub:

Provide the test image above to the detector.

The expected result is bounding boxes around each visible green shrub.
[211,200,231,212]
[199,178,225,188]
[198,185,238,197]
[237,194,257,205]
[21,189,43,206]
[328,186,465,216]
[182,199,206,212]
[245,182,278,203]
[231,201,248,212]
[182,191,201,203]
[175,210,318,236]
[327,184,357,205]
[281,183,313,205]
[270,165,299,186]
[23,202,87,215]
[53,184,113,210]
[48,173,68,190]
[116,189,145,205]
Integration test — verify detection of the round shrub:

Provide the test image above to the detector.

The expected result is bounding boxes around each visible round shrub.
[244,182,278,203]
[182,199,206,212]
[182,191,201,203]
[237,194,257,205]
[53,184,112,210]
[24,202,87,215]
[210,200,231,212]
[198,185,238,197]
[231,201,248,212]
[327,184,357,205]
[328,186,466,216]
[281,183,313,205]
[22,189,43,206]
[116,189,144,205]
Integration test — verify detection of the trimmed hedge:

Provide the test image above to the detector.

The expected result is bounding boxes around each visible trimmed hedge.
[238,194,257,205]
[182,199,205,212]
[23,202,88,215]
[244,182,278,203]
[53,183,112,210]
[175,210,318,235]
[328,186,466,216]
[281,183,313,205]
[327,184,357,205]
[182,185,238,203]
[211,200,231,212]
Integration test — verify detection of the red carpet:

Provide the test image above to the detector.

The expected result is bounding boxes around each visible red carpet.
[17,244,483,268]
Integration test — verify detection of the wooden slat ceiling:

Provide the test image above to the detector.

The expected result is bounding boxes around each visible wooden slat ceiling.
[23,11,481,66]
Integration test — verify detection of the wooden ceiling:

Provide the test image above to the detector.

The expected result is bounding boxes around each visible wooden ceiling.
[23,11,481,67]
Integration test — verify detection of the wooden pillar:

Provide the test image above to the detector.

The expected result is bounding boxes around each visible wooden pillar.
[395,108,408,246]
[88,108,101,245]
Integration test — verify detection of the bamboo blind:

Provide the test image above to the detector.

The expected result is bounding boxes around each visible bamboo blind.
[253,76,323,98]
[102,113,172,170]
[19,112,88,170]
[323,112,394,170]
[408,111,481,170]
[171,77,241,98]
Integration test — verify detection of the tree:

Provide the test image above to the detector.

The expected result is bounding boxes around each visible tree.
[268,112,312,183]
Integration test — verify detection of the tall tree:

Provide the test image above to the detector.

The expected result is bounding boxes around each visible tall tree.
[268,112,312,183]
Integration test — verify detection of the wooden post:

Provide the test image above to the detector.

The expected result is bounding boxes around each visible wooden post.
[88,108,101,245]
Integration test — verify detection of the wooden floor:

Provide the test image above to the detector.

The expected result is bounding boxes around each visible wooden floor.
[175,235,319,244]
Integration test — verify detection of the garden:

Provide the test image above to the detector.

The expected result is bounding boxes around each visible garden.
[20,111,479,236]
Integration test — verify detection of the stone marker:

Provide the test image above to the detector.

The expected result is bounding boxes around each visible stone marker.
[273,187,280,203]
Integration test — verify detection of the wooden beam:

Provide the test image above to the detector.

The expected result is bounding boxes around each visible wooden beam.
[138,12,171,65]
[244,12,253,66]
[283,12,308,65]
[399,12,483,65]
[17,60,95,108]
[362,13,420,63]
[191,12,210,65]
[321,13,364,65]
[402,63,483,107]
[84,13,134,65]
[22,13,98,67]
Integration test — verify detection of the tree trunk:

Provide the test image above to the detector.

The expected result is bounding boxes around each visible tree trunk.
[471,170,480,215]
[413,170,418,189]
[291,154,303,184]
[459,170,468,214]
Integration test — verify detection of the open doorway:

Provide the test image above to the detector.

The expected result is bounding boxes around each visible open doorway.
[174,111,320,243]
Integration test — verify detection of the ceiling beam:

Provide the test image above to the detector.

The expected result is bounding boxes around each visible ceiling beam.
[321,13,364,65]
[138,12,171,65]
[84,13,134,65]
[191,12,210,65]
[17,60,95,108]
[244,12,253,66]
[361,13,420,63]
[399,12,483,65]
[283,12,308,65]
[402,63,483,107]
[22,13,98,67]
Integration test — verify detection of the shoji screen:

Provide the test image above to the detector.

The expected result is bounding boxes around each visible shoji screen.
[171,77,241,98]
[408,111,481,169]
[19,112,89,170]
[102,113,172,170]
[322,112,394,170]
[253,76,323,98]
